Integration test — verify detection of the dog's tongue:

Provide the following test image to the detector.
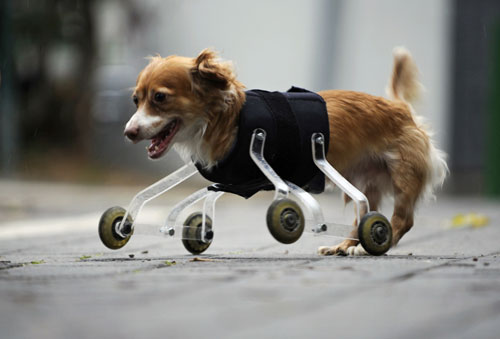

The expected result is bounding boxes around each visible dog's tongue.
[148,134,169,159]
[147,119,178,159]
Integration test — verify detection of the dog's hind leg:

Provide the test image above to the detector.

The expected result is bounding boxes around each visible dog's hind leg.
[389,180,420,246]
[388,149,426,246]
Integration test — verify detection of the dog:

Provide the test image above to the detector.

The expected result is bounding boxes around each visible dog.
[124,48,448,255]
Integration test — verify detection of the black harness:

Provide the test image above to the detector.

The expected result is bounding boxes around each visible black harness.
[195,87,329,198]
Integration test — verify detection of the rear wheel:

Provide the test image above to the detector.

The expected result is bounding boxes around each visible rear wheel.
[358,212,392,255]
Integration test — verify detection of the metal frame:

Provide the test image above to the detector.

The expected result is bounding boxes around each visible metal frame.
[111,130,372,245]
[248,129,362,240]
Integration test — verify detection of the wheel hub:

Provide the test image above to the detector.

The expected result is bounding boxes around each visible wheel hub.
[114,218,131,239]
[371,223,388,245]
[281,208,300,232]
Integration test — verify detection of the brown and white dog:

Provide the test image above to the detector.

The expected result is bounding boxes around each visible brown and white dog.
[124,48,448,255]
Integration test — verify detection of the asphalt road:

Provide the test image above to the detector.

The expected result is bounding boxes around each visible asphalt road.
[1,179,499,339]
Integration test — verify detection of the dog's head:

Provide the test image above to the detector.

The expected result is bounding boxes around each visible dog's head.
[124,49,245,165]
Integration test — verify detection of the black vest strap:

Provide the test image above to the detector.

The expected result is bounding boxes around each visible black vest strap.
[252,90,300,180]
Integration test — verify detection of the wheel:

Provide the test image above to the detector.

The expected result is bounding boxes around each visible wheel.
[98,206,133,250]
[182,212,213,255]
[266,198,305,244]
[358,212,392,256]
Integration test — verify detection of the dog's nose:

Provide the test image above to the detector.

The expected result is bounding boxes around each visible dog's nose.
[124,126,139,141]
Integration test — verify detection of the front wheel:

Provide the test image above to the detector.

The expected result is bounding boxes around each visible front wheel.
[98,206,133,250]
[182,212,213,255]
[358,212,392,256]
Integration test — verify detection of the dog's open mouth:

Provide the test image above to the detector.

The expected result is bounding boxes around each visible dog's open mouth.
[147,118,180,159]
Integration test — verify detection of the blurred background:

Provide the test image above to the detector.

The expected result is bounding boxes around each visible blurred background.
[0,0,499,195]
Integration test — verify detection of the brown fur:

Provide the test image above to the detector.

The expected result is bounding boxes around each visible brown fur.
[124,48,447,255]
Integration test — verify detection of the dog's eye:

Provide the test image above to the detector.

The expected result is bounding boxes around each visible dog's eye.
[132,95,139,107]
[154,92,166,103]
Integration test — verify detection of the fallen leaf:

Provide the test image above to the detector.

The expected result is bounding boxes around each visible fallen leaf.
[449,213,489,229]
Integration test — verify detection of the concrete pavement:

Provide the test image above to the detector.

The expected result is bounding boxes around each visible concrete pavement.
[1,179,499,339]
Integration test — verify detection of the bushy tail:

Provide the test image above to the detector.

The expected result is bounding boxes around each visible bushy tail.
[386,47,448,198]
[386,47,422,104]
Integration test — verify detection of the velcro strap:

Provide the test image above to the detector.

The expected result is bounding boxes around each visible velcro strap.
[256,91,301,179]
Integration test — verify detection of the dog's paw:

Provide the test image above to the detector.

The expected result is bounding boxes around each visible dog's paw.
[318,239,359,256]
[345,244,368,256]
[318,242,368,256]
[318,245,347,256]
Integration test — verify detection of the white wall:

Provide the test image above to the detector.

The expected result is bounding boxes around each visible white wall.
[136,0,327,91]
[331,0,452,153]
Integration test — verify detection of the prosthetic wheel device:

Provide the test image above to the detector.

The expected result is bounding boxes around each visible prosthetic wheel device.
[98,130,392,255]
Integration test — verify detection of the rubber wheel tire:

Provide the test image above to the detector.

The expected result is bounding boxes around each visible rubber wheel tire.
[182,212,213,255]
[98,206,133,250]
[358,211,392,256]
[266,198,305,244]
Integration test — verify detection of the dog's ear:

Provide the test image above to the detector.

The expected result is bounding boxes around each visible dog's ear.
[191,49,230,92]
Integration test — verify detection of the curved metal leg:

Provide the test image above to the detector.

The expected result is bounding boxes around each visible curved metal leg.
[117,162,198,236]
[201,191,224,242]
[312,133,369,222]
[285,181,325,232]
[161,188,224,242]
[249,129,289,200]
[161,187,211,235]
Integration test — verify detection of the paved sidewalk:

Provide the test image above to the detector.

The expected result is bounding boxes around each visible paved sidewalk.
[1,180,499,339]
